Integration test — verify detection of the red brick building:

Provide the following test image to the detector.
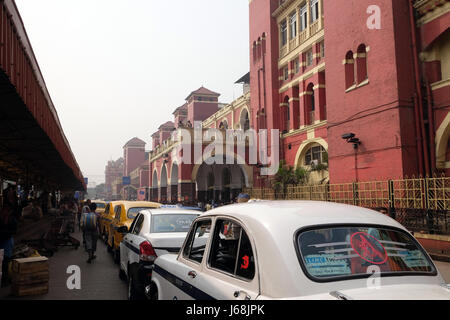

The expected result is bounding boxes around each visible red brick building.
[104,157,124,199]
[138,0,449,204]
[250,0,449,186]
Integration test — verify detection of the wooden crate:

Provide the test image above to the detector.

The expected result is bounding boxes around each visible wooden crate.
[11,282,49,297]
[12,257,48,274]
[11,257,49,297]
[12,271,49,286]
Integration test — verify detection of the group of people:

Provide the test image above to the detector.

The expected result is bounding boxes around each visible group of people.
[199,193,251,211]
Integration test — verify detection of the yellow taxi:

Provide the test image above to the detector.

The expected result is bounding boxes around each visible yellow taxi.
[99,201,121,241]
[92,200,107,214]
[108,201,161,263]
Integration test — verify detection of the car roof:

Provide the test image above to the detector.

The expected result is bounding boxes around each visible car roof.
[121,201,161,210]
[202,200,405,230]
[140,208,200,215]
[200,201,417,298]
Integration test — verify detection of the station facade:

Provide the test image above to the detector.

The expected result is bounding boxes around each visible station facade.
[107,0,449,203]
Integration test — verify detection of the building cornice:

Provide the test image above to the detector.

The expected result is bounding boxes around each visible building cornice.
[281,120,327,138]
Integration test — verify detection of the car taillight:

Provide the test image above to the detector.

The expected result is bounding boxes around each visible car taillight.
[140,241,157,263]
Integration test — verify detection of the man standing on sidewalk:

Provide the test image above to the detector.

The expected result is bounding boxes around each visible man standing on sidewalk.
[80,203,99,264]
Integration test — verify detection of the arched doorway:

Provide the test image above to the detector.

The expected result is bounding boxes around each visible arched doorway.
[151,170,158,201]
[222,167,231,203]
[294,139,329,184]
[194,155,249,204]
[436,113,450,172]
[170,163,179,203]
[160,165,168,203]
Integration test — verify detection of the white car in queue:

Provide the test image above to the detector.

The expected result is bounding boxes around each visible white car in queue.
[148,201,450,300]
[118,208,200,300]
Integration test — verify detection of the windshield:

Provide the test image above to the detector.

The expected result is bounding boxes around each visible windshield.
[297,225,436,282]
[95,203,106,209]
[151,214,198,233]
[127,207,153,219]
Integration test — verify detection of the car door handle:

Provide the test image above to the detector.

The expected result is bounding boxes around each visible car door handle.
[188,271,197,279]
[234,290,251,300]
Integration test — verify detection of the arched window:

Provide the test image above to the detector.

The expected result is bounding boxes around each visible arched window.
[283,96,290,132]
[307,83,315,125]
[240,109,250,131]
[345,51,355,89]
[356,44,368,83]
[257,37,262,60]
[304,145,327,166]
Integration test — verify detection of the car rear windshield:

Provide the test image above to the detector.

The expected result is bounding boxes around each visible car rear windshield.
[297,225,436,282]
[95,203,106,209]
[151,214,198,233]
[127,207,153,219]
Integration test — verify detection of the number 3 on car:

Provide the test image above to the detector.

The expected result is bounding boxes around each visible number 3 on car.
[150,216,259,300]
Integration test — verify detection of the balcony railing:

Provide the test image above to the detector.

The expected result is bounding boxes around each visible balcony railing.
[280,18,323,60]
[280,45,288,57]
[299,29,308,44]
[289,37,298,51]
[310,19,320,36]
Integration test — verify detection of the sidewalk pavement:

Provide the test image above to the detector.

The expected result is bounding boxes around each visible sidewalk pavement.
[0,230,127,300]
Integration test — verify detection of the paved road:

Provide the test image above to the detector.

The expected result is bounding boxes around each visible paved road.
[435,261,450,283]
[1,229,449,300]
[0,230,128,300]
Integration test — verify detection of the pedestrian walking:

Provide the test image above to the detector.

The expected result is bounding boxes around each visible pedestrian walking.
[80,203,99,264]
[81,199,91,245]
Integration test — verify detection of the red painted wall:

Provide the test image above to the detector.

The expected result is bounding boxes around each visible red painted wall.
[124,147,146,177]
[324,0,419,183]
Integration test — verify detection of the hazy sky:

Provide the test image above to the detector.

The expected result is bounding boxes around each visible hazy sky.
[15,0,250,187]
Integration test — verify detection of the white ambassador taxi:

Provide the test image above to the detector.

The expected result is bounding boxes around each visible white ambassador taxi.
[118,208,199,300]
[148,201,450,300]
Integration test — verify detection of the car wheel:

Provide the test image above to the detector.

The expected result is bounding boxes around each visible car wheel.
[107,238,113,253]
[113,249,120,264]
[149,282,158,300]
[127,271,144,300]
[119,267,127,282]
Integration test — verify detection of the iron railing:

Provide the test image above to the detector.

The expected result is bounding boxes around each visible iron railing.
[244,176,450,235]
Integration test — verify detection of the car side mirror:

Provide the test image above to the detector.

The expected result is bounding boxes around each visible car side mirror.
[118,226,128,233]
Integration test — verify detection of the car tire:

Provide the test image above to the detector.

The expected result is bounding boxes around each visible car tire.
[113,249,120,264]
[108,238,114,253]
[119,267,127,282]
[149,282,158,301]
[128,270,144,301]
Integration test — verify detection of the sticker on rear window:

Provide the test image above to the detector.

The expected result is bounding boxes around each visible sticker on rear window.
[350,232,388,265]
[304,254,351,276]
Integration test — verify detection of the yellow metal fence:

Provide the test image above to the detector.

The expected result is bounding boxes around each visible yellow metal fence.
[243,176,450,234]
